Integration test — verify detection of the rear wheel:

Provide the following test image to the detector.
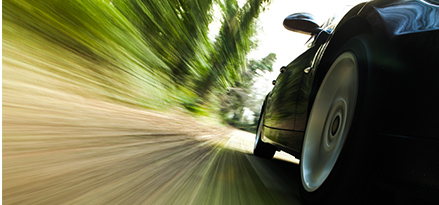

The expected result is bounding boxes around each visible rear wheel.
[254,112,276,159]
[299,36,378,204]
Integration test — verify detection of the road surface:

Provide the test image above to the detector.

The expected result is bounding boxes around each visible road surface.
[3,95,304,205]
[3,89,410,205]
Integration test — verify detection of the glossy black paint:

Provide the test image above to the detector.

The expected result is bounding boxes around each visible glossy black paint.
[261,0,439,151]
[373,0,439,35]
[283,13,322,35]
[259,0,439,201]
[264,46,317,131]
[263,46,319,155]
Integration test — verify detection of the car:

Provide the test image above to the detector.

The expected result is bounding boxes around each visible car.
[253,0,439,204]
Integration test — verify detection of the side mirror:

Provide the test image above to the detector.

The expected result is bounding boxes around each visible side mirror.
[283,13,322,35]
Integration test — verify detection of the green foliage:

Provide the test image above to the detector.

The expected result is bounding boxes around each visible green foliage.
[114,0,214,86]
[3,0,173,109]
[3,0,272,117]
[220,53,276,133]
[198,0,271,99]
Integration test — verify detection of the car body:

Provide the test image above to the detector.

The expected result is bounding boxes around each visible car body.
[253,0,439,203]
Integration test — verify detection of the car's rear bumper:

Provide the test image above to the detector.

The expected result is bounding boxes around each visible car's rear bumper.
[375,134,439,203]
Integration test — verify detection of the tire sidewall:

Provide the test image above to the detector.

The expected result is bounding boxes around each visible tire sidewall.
[254,106,276,159]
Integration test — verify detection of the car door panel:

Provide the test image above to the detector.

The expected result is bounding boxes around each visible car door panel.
[264,46,318,131]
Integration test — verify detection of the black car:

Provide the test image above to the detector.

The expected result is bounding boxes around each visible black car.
[253,0,439,204]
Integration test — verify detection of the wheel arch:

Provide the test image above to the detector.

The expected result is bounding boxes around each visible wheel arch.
[309,16,378,115]
[306,17,386,158]
[319,16,374,72]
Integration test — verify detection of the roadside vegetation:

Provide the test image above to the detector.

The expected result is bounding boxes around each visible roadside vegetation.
[3,0,275,131]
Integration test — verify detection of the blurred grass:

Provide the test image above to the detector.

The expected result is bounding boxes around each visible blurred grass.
[3,0,176,110]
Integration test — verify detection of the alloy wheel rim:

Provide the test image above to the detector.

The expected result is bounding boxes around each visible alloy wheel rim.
[301,52,359,192]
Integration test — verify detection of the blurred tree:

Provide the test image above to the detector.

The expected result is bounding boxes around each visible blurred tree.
[220,53,276,132]
[197,0,271,102]
[115,0,214,86]
[239,52,276,87]
[3,0,273,116]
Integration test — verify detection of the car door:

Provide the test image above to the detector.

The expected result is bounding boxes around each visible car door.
[264,46,318,132]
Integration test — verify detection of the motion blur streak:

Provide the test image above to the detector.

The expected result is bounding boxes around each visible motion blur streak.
[3,99,302,205]
[2,0,302,204]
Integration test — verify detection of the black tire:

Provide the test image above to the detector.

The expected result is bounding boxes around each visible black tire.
[299,35,380,204]
[253,111,276,159]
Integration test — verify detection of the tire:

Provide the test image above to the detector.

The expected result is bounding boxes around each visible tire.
[299,35,379,204]
[254,111,276,159]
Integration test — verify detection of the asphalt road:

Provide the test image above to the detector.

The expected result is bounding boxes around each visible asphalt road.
[3,89,421,205]
[3,55,304,205]
[2,74,408,205]
[3,129,303,205]
[3,98,425,205]
[3,95,303,204]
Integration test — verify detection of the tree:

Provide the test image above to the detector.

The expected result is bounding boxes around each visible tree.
[115,0,214,86]
[196,0,272,102]
[220,53,276,132]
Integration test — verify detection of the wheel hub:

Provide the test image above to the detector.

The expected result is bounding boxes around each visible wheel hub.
[325,100,346,150]
[331,116,340,136]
